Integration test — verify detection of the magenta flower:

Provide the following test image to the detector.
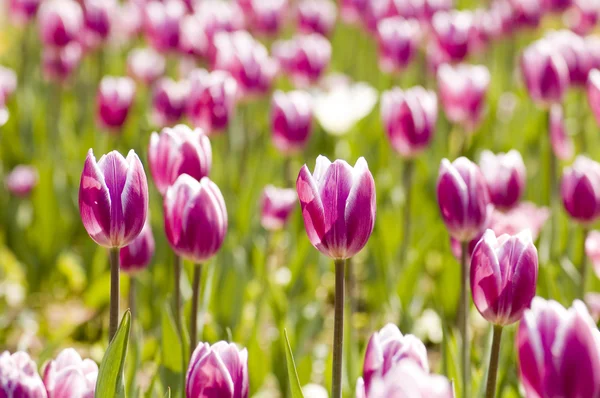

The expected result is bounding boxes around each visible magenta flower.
[0,351,47,397]
[437,63,490,131]
[510,0,543,29]
[9,0,42,23]
[585,230,600,279]
[437,157,492,242]
[470,229,538,326]
[148,124,212,196]
[38,0,83,47]
[296,156,376,260]
[246,0,287,36]
[381,86,437,158]
[261,185,297,231]
[143,0,185,53]
[479,150,526,211]
[546,30,592,87]
[43,348,98,398]
[549,104,574,161]
[164,175,227,263]
[431,10,473,62]
[561,155,600,224]
[517,298,600,398]
[297,0,337,37]
[567,0,599,36]
[127,48,165,86]
[521,39,570,106]
[79,149,149,248]
[273,34,332,87]
[376,17,421,74]
[186,69,238,135]
[5,165,38,197]
[271,90,313,154]
[96,76,136,131]
[151,77,189,127]
[42,43,82,83]
[81,0,114,47]
[119,220,155,274]
[186,341,248,398]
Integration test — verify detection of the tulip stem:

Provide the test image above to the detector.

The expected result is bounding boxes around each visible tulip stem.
[460,241,470,398]
[332,259,346,398]
[581,227,589,296]
[485,325,503,398]
[109,248,120,342]
[174,255,182,335]
[399,159,414,268]
[190,264,203,353]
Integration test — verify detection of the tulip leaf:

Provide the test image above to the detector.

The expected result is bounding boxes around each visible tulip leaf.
[283,329,305,398]
[95,311,131,398]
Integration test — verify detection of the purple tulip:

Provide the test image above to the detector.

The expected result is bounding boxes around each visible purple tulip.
[271,90,313,154]
[9,0,42,23]
[151,77,189,127]
[0,351,47,397]
[38,0,83,47]
[479,150,526,211]
[297,156,376,260]
[143,0,185,53]
[437,63,490,131]
[186,341,248,398]
[127,48,165,86]
[510,0,543,29]
[119,220,155,274]
[586,230,600,279]
[521,39,570,106]
[567,0,599,36]
[261,185,297,231]
[431,10,473,62]
[297,0,337,37]
[43,348,98,398]
[517,297,600,398]
[79,149,149,248]
[381,86,437,158]
[186,69,238,135]
[81,0,114,47]
[96,76,136,131]
[164,175,227,263]
[42,42,82,83]
[273,34,332,87]
[470,229,538,326]
[561,155,600,224]
[549,104,574,161]
[437,157,492,242]
[148,124,212,196]
[376,17,421,74]
[247,0,287,36]
[546,30,592,87]
[5,165,38,197]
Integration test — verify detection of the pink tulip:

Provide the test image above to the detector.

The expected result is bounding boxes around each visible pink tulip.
[297,156,376,260]
[549,104,574,161]
[376,17,421,74]
[361,0,394,32]
[261,185,297,230]
[561,155,600,224]
[479,150,526,211]
[585,230,600,278]
[273,34,331,87]
[42,42,82,83]
[96,76,136,131]
[120,220,155,274]
[151,77,189,127]
[521,39,570,106]
[9,0,41,24]
[431,10,473,62]
[81,0,115,47]
[425,40,451,75]
[38,0,83,47]
[546,30,592,87]
[164,175,227,263]
[43,348,98,398]
[79,149,149,248]
[0,351,47,397]
[297,0,337,36]
[247,0,288,36]
[5,165,38,197]
[510,0,543,29]
[566,0,600,36]
[112,1,143,41]
[143,0,186,53]
[271,90,313,154]
[127,48,165,85]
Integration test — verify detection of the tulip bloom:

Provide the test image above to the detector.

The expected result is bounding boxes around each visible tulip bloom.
[517,298,600,398]
[381,86,437,158]
[96,76,136,131]
[479,150,526,211]
[148,125,212,196]
[297,0,337,36]
[271,90,313,154]
[143,0,185,53]
[42,43,82,83]
[38,0,83,47]
[43,348,98,398]
[120,221,155,274]
[521,39,570,106]
[546,30,591,88]
[5,165,38,197]
[151,77,189,127]
[9,0,42,23]
[81,0,114,47]
[127,48,165,85]
[561,155,600,225]
[79,149,149,248]
[273,34,332,87]
[431,10,473,62]
[186,341,249,398]
[549,104,574,161]
[376,17,421,74]
[0,351,47,397]
[261,186,297,231]
[246,0,287,36]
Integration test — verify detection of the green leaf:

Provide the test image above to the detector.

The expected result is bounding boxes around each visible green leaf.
[283,329,305,398]
[95,311,131,398]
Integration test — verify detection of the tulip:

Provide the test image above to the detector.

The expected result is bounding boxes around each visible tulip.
[297,0,337,37]
[143,0,185,53]
[151,77,189,127]
[272,34,332,87]
[42,42,82,83]
[96,76,135,131]
[546,30,591,87]
[120,220,155,274]
[479,150,526,211]
[567,0,600,36]
[561,155,600,225]
[549,104,574,161]
[81,0,114,47]
[261,186,297,231]
[376,17,421,74]
[425,40,451,75]
[271,90,313,154]
[0,351,47,397]
[9,0,42,23]
[517,298,600,398]
[43,348,98,398]
[148,124,212,196]
[437,63,490,132]
[431,10,473,63]
[417,0,453,23]
[5,165,38,197]
[521,39,570,106]
[510,0,543,29]
[186,341,249,398]
[247,0,287,36]
[112,1,143,41]
[186,69,238,135]
[127,48,165,85]
[38,0,83,47]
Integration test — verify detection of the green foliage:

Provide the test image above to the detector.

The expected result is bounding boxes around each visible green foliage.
[283,329,305,398]
[96,311,131,398]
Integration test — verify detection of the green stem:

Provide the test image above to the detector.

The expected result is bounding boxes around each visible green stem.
[460,241,470,398]
[332,259,346,398]
[345,259,355,388]
[485,325,503,398]
[190,264,203,353]
[174,254,182,335]
[581,227,589,296]
[398,159,414,268]
[109,248,120,342]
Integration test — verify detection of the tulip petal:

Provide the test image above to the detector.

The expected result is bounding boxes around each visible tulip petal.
[297,164,327,252]
[120,150,148,247]
[164,174,200,249]
[79,149,112,247]
[344,157,376,258]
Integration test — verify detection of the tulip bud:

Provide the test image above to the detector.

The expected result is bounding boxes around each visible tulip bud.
[43,348,98,398]
[381,86,437,158]
[271,90,313,154]
[517,298,600,398]
[297,0,337,37]
[164,175,227,263]
[151,77,189,127]
[376,17,420,74]
[186,69,238,135]
[297,156,376,259]
[96,76,136,131]
[148,124,212,195]
[38,0,83,47]
[127,48,165,85]
[143,0,185,53]
[549,104,574,161]
[42,42,82,83]
[261,185,297,231]
[431,10,473,62]
[273,34,332,87]
[5,165,38,197]
[521,39,570,106]
[82,0,114,47]
[0,351,47,397]
[561,155,600,224]
[119,220,155,274]
[585,230,600,279]
[437,63,490,131]
[247,0,288,36]
[79,149,149,248]
[437,157,492,242]
[9,0,42,24]
[186,341,249,398]
[479,150,526,211]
